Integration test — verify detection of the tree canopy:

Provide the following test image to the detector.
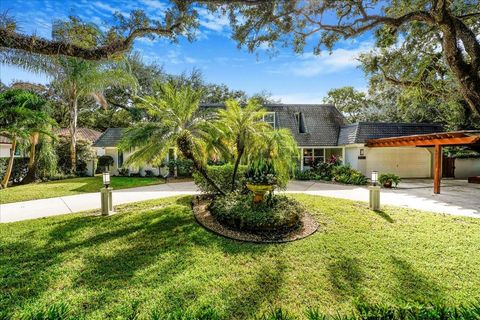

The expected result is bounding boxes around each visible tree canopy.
[2,0,478,116]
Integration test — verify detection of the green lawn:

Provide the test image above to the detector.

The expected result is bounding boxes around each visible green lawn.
[1,195,479,319]
[0,176,165,204]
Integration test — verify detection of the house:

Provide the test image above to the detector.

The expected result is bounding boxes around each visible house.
[93,103,480,179]
[0,136,26,158]
[93,128,174,176]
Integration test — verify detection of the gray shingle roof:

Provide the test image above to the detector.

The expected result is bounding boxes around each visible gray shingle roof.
[337,122,443,145]
[93,128,125,147]
[201,103,346,146]
[94,106,444,148]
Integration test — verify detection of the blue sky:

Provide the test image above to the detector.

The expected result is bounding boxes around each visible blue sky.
[0,0,373,103]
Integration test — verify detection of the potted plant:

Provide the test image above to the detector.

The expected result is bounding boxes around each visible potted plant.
[245,160,277,203]
[378,173,401,188]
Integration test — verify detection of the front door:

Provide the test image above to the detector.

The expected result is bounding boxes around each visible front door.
[442,156,455,178]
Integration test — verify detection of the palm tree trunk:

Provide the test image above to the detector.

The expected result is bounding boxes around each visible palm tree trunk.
[69,97,78,173]
[1,138,17,189]
[177,133,225,196]
[22,132,39,184]
[231,145,244,192]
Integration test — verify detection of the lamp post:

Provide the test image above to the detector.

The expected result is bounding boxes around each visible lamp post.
[369,171,380,211]
[101,172,114,216]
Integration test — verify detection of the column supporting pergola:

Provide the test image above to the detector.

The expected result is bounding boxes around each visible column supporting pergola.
[433,144,442,194]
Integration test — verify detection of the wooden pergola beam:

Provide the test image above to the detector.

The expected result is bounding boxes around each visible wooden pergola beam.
[366,135,480,148]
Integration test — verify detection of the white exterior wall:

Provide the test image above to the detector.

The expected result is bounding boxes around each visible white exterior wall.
[344,145,366,174]
[0,144,24,158]
[0,144,11,158]
[455,158,480,179]
[343,145,433,178]
[96,147,169,176]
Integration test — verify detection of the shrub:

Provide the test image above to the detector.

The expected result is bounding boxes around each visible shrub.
[0,158,29,184]
[97,155,114,172]
[295,169,324,181]
[118,167,130,176]
[144,169,155,177]
[209,193,305,234]
[168,159,193,177]
[193,164,247,194]
[36,137,58,180]
[311,161,334,180]
[378,173,401,188]
[331,164,367,185]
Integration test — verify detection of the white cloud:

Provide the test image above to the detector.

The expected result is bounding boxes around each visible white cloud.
[92,2,128,16]
[140,0,166,10]
[196,7,230,33]
[272,41,374,77]
[163,49,200,65]
[93,2,117,13]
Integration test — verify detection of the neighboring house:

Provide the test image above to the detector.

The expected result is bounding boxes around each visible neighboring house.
[95,103,480,179]
[57,128,103,176]
[0,136,25,158]
[93,128,174,176]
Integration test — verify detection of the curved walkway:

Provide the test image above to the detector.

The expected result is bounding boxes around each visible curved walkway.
[1,180,478,223]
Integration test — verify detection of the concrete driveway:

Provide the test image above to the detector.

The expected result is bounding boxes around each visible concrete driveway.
[1,179,479,223]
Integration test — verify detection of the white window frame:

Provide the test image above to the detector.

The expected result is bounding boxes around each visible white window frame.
[263,112,276,129]
[299,147,345,171]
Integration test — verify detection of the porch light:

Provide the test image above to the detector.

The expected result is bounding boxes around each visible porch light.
[103,172,110,187]
[371,171,378,186]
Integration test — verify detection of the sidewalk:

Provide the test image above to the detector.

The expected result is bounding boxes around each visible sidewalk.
[0,182,199,223]
[1,180,478,223]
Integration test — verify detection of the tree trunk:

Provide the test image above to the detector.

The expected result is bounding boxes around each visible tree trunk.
[231,145,244,192]
[176,133,225,196]
[21,132,39,184]
[1,138,17,189]
[439,13,480,115]
[69,97,78,173]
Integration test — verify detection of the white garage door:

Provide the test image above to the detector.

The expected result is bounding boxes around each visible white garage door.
[366,148,431,178]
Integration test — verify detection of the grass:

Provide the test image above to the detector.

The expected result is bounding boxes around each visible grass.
[1,195,479,319]
[0,176,165,204]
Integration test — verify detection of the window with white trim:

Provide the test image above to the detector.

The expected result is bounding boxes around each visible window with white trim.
[263,112,275,129]
[302,148,325,168]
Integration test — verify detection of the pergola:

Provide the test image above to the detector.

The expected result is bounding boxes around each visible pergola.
[366,131,480,194]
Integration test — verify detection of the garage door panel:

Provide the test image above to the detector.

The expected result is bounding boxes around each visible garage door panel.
[366,148,431,178]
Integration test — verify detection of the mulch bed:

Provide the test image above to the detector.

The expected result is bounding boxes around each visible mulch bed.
[192,196,319,243]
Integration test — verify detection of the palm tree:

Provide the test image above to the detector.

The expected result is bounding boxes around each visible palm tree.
[0,19,136,172]
[52,58,136,171]
[215,99,271,191]
[248,128,300,188]
[0,89,55,188]
[119,83,225,195]
[7,82,55,183]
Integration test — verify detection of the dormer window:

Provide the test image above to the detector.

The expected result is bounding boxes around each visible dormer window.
[295,112,307,133]
[263,112,276,129]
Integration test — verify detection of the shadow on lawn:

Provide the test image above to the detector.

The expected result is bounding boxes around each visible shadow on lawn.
[373,210,395,223]
[327,255,365,301]
[390,256,445,303]
[2,195,278,317]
